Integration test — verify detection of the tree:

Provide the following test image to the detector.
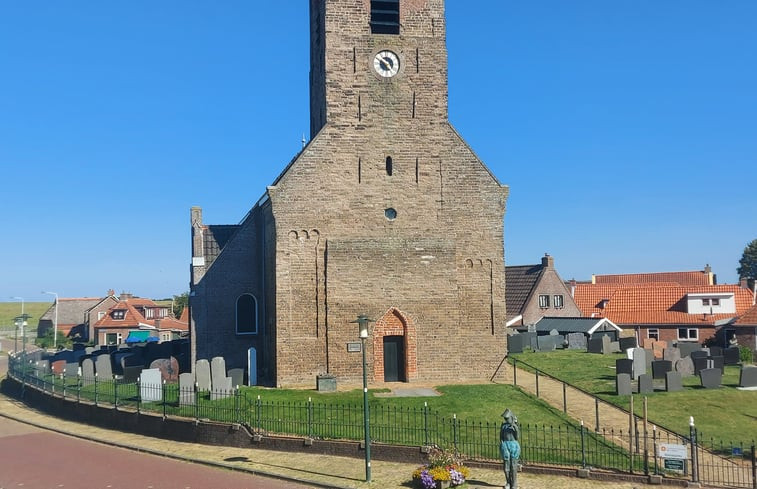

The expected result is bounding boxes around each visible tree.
[173,291,189,319]
[737,239,757,289]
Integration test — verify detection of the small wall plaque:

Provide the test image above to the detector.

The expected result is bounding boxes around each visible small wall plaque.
[347,342,362,352]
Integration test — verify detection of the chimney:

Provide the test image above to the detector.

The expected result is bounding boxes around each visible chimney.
[541,253,554,269]
[704,264,716,285]
[107,289,115,297]
[740,278,749,289]
[569,279,577,298]
[120,291,133,301]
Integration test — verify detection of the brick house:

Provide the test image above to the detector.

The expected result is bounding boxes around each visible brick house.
[573,270,754,346]
[37,294,118,342]
[92,294,188,346]
[190,0,509,387]
[505,254,582,328]
[726,303,757,354]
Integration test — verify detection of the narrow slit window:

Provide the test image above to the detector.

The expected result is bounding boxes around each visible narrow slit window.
[386,156,393,176]
[371,0,400,35]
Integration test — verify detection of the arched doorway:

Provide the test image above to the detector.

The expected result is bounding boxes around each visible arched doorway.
[372,308,417,382]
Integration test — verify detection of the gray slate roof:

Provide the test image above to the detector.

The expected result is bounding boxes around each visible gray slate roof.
[505,264,544,320]
[533,317,620,334]
[203,225,240,266]
[39,298,102,326]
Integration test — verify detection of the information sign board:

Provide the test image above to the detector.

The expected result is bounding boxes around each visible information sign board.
[664,458,685,473]
[658,443,687,460]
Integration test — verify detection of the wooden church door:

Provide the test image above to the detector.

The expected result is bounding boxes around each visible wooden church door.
[383,336,406,382]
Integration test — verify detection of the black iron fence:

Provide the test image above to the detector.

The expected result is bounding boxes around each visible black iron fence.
[7,355,757,489]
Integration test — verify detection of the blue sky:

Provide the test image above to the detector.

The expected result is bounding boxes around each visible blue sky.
[1,1,755,304]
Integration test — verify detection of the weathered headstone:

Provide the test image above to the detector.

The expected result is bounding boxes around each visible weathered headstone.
[210,376,233,400]
[64,362,79,379]
[140,368,163,402]
[652,360,673,380]
[693,357,710,375]
[710,356,724,374]
[663,347,681,364]
[537,335,557,352]
[122,353,144,368]
[739,366,757,388]
[196,359,212,391]
[690,350,708,361]
[674,357,695,377]
[638,373,654,394]
[587,337,603,354]
[112,352,132,375]
[652,341,667,359]
[644,349,654,372]
[95,354,113,380]
[699,368,722,389]
[549,329,559,336]
[665,371,683,392]
[631,348,646,380]
[149,357,180,383]
[616,373,632,395]
[507,334,526,354]
[677,342,700,358]
[123,365,142,383]
[724,347,741,365]
[81,358,96,386]
[179,372,195,406]
[567,333,587,350]
[708,346,723,357]
[619,337,637,351]
[51,359,67,375]
[85,347,95,354]
[228,368,244,388]
[616,359,634,376]
[210,356,227,388]
[601,335,612,355]
[610,341,621,353]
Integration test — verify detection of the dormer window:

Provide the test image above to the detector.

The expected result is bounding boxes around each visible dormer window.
[702,298,720,306]
[371,0,400,35]
[112,310,125,320]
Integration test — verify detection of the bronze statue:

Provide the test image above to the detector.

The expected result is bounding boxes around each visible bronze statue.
[499,408,520,489]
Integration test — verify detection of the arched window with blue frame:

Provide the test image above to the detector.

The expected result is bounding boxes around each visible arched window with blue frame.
[236,294,258,335]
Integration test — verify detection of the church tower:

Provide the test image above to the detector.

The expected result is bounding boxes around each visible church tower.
[191,1,509,387]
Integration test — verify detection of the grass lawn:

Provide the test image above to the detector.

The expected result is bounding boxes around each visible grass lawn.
[0,301,51,332]
[511,350,757,443]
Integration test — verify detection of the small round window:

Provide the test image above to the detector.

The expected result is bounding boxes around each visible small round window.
[385,208,397,220]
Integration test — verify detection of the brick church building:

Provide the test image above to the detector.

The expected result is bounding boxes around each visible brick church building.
[190,0,509,387]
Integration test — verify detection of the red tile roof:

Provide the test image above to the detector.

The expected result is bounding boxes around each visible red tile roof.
[593,271,713,286]
[94,299,188,332]
[735,304,757,326]
[574,283,754,326]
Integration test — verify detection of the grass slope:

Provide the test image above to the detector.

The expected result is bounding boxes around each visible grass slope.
[0,302,51,332]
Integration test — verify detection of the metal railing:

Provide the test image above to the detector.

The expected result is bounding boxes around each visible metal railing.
[7,355,756,489]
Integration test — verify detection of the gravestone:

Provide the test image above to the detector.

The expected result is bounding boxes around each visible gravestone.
[674,357,695,377]
[549,329,559,336]
[210,377,233,400]
[663,347,681,364]
[507,334,527,354]
[710,356,724,374]
[587,337,603,354]
[610,341,620,353]
[637,373,654,394]
[644,349,654,372]
[81,358,96,386]
[699,368,722,389]
[601,335,612,355]
[179,372,195,406]
[616,373,632,395]
[85,347,95,354]
[537,335,557,352]
[529,334,539,351]
[195,359,212,391]
[228,368,244,388]
[210,356,227,387]
[652,360,673,380]
[35,360,50,376]
[739,366,757,388]
[708,346,722,357]
[567,332,587,350]
[665,371,683,392]
[631,348,646,380]
[693,357,710,375]
[64,362,79,379]
[652,341,667,359]
[149,357,180,383]
[619,337,637,351]
[724,347,740,365]
[690,350,708,361]
[123,353,144,368]
[112,352,132,375]
[140,368,163,402]
[677,342,700,358]
[122,366,142,383]
[51,359,66,375]
[95,354,113,380]
[616,359,634,377]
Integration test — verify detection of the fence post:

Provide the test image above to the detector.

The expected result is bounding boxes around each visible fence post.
[452,414,458,453]
[77,374,81,404]
[643,397,648,476]
[256,395,262,433]
[750,443,755,489]
[137,376,141,415]
[94,372,98,406]
[513,358,517,386]
[162,380,167,419]
[535,370,540,398]
[653,425,658,475]
[689,417,699,484]
[307,397,313,438]
[562,382,567,413]
[236,388,242,425]
[595,398,600,432]
[580,420,587,469]
[114,379,118,410]
[423,402,429,446]
[628,395,634,474]
[194,382,199,421]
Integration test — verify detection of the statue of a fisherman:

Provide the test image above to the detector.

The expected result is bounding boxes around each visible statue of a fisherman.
[499,408,520,489]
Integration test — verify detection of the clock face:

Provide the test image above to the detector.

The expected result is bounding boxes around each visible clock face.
[373,50,400,78]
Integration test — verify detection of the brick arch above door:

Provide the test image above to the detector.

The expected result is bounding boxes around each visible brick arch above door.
[372,307,418,382]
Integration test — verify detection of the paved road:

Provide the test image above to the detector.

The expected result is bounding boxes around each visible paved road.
[0,415,315,489]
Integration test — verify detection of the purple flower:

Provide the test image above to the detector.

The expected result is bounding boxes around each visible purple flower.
[450,468,465,485]
[420,469,436,489]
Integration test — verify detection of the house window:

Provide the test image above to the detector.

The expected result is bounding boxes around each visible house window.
[98,311,105,320]
[370,0,400,35]
[678,328,699,341]
[711,298,720,306]
[112,310,125,320]
[386,156,393,176]
[538,294,550,308]
[236,294,258,335]
[647,328,659,341]
[553,295,564,308]
[104,332,122,345]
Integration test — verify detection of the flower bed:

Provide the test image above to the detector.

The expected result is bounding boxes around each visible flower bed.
[412,448,470,489]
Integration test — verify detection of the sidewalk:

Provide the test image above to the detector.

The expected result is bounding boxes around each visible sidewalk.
[0,385,649,489]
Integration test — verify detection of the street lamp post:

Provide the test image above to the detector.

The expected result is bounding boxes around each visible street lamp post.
[10,296,24,363]
[42,291,59,349]
[352,314,374,482]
